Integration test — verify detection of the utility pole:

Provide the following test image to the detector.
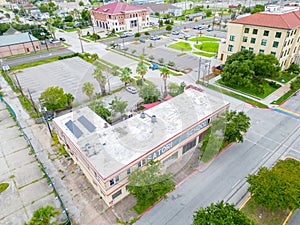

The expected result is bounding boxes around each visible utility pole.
[27,30,36,53]
[28,89,39,116]
[197,57,201,82]
[14,73,24,98]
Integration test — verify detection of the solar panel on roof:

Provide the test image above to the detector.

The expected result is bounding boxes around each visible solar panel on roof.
[65,120,83,138]
[78,115,96,132]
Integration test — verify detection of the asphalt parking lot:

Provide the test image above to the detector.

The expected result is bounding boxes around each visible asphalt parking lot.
[0,102,62,224]
[16,57,123,104]
[120,31,220,75]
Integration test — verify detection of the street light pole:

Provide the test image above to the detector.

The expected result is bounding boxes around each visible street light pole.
[38,101,53,137]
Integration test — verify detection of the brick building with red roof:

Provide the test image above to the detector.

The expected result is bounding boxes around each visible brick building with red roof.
[218,7,300,69]
[91,2,150,32]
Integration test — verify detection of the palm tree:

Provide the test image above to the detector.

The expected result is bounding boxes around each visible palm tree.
[77,28,84,53]
[160,67,170,97]
[136,61,148,85]
[82,82,94,100]
[120,67,132,86]
[47,18,56,39]
[93,63,107,96]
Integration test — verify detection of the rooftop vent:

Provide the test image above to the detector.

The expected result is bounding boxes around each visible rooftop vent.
[140,112,145,119]
[151,115,157,123]
[104,123,108,128]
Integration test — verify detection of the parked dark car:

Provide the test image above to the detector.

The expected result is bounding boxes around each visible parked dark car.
[59,37,66,41]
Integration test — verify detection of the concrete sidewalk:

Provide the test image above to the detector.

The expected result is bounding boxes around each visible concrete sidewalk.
[0,75,117,224]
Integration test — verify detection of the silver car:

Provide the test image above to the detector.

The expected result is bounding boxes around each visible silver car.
[126,86,137,94]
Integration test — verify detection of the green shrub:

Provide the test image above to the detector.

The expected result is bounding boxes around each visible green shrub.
[136,79,143,86]
[0,183,9,193]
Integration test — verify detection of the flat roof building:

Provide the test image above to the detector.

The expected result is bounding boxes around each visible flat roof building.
[218,8,300,69]
[53,86,229,206]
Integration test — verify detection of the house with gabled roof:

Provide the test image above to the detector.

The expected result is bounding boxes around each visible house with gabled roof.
[91,2,150,32]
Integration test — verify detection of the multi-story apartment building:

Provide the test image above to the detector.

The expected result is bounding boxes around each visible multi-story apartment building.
[91,2,150,32]
[53,86,230,206]
[218,7,300,69]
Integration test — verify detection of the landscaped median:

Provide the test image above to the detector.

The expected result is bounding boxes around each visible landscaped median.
[239,158,300,225]
[168,35,220,58]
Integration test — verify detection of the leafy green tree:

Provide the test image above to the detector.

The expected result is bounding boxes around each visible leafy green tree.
[225,50,255,65]
[127,161,175,210]
[247,159,300,211]
[224,111,250,144]
[290,77,300,91]
[109,96,128,115]
[205,9,212,17]
[82,82,94,100]
[39,86,69,111]
[192,201,254,225]
[0,23,10,35]
[81,9,91,22]
[93,63,107,95]
[79,0,84,6]
[251,4,265,14]
[167,82,184,97]
[89,100,111,122]
[139,84,161,103]
[253,54,280,79]
[166,25,172,31]
[158,20,163,27]
[65,93,75,108]
[120,67,132,86]
[64,15,73,22]
[160,67,170,97]
[25,205,60,225]
[287,63,300,74]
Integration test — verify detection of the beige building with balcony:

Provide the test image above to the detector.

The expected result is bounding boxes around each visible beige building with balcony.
[53,86,229,206]
[218,8,300,69]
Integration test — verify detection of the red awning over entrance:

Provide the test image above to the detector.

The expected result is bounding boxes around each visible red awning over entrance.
[141,102,160,109]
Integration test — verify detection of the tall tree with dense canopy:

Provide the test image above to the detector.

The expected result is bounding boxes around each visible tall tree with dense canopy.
[93,63,107,96]
[224,111,251,143]
[39,86,69,111]
[253,54,280,79]
[25,205,60,225]
[127,161,175,211]
[139,83,161,103]
[247,159,300,211]
[192,201,254,225]
[89,100,111,122]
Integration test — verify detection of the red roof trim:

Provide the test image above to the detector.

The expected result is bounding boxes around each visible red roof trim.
[92,2,148,15]
[231,10,300,29]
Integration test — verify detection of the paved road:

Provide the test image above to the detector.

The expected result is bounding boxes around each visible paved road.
[135,93,300,225]
[1,49,73,67]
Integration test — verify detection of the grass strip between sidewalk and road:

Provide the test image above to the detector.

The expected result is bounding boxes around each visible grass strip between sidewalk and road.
[203,83,268,108]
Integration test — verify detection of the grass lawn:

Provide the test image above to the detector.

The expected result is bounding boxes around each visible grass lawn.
[168,42,192,51]
[199,42,219,53]
[272,72,298,83]
[217,80,279,99]
[193,51,216,57]
[189,36,220,42]
[205,83,268,108]
[241,198,290,225]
